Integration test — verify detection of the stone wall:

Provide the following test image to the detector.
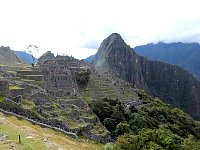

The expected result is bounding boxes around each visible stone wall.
[9,88,25,97]
[22,75,44,81]
[0,66,7,71]
[41,60,79,98]
[0,79,9,95]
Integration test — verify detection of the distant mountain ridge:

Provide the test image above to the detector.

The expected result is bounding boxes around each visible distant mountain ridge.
[134,42,200,80]
[15,51,37,64]
[85,54,95,62]
[92,33,200,119]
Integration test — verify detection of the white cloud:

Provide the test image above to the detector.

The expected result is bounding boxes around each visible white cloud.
[0,0,200,59]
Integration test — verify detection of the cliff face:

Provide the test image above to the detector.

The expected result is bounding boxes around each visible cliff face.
[93,33,200,119]
[0,46,22,65]
[134,42,200,81]
[140,57,200,118]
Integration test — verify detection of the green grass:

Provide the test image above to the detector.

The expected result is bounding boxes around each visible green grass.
[9,85,24,90]
[35,81,45,86]
[0,64,7,66]
[23,75,43,77]
[22,99,35,110]
[0,112,102,150]
[85,114,96,119]
[7,71,17,75]
[21,79,35,82]
[0,95,4,102]
[82,96,92,104]
[17,70,34,72]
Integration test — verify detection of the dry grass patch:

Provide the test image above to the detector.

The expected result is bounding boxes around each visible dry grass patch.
[0,113,102,150]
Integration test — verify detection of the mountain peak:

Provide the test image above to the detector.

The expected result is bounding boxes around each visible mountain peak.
[97,33,130,56]
[108,33,123,40]
[93,33,146,88]
[101,33,126,48]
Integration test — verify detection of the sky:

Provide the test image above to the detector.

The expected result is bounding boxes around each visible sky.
[0,0,200,59]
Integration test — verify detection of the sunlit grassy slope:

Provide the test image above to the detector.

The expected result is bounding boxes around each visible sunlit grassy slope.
[0,112,102,150]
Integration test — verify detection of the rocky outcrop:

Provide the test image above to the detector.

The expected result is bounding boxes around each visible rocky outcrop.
[37,51,55,63]
[92,33,200,119]
[0,46,22,66]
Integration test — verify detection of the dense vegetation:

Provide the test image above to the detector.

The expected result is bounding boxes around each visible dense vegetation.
[75,69,91,88]
[90,90,200,149]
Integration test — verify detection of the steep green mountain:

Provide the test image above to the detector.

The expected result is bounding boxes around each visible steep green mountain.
[15,51,37,64]
[92,33,200,119]
[81,56,200,149]
[0,46,23,66]
[134,42,200,81]
[80,64,200,149]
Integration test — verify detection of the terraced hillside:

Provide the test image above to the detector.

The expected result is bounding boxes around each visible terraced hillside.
[0,56,110,143]
[82,72,139,103]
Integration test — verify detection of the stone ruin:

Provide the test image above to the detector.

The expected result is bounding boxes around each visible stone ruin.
[0,54,111,143]
[40,56,87,98]
[122,98,143,108]
[0,65,7,72]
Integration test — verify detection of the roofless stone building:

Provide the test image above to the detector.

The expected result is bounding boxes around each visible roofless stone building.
[39,55,87,98]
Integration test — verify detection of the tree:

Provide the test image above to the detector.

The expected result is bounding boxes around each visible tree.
[102,143,115,150]
[115,133,139,150]
[103,118,117,132]
[115,122,130,136]
[181,134,200,150]
[75,69,91,88]
[91,100,113,121]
